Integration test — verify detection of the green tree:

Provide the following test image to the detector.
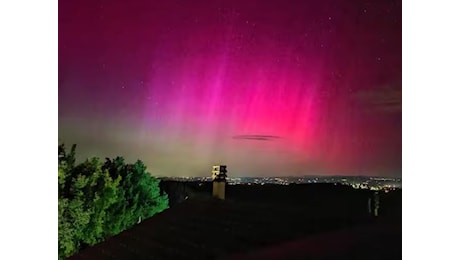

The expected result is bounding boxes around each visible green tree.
[58,144,169,259]
[71,158,120,246]
[102,158,169,236]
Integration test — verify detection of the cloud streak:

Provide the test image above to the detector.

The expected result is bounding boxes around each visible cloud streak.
[352,87,401,113]
[232,135,282,141]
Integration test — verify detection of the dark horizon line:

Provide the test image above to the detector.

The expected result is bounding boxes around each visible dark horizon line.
[157,175,401,179]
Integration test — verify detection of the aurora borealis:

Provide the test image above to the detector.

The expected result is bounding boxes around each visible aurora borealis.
[59,0,401,177]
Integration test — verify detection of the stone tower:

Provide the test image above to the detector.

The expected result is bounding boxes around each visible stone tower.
[211,165,227,200]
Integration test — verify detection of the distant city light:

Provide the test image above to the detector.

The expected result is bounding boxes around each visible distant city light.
[161,176,401,191]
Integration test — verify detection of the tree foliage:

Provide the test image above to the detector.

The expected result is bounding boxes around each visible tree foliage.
[58,144,169,259]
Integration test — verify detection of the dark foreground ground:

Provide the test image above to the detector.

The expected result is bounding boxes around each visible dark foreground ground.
[71,182,401,260]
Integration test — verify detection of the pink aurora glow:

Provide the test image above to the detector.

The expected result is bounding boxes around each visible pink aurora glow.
[59,0,401,177]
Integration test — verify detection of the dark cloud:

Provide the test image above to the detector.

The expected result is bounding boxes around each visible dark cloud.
[232,135,282,141]
[352,86,401,113]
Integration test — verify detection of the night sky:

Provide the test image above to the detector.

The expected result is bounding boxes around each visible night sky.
[59,0,401,177]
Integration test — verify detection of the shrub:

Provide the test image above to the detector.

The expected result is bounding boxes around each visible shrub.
[58,144,169,259]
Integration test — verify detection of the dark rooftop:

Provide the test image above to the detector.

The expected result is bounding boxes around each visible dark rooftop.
[70,187,401,260]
